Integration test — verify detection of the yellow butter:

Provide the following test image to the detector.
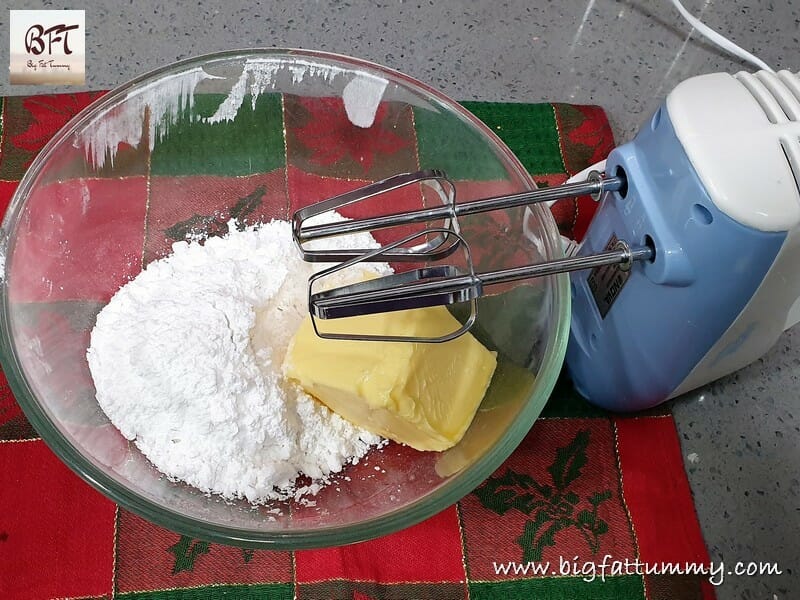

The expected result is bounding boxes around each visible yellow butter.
[282,306,497,451]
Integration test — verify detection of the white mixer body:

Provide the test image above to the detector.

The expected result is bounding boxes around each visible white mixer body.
[668,70,800,397]
[566,69,800,410]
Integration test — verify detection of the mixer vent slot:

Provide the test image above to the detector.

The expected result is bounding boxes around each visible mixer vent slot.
[779,137,800,197]
[735,71,800,123]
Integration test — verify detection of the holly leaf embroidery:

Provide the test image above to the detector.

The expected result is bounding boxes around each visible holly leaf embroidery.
[164,213,228,242]
[229,186,266,229]
[167,536,210,574]
[12,93,106,166]
[547,429,589,491]
[589,490,613,506]
[473,468,551,515]
[163,186,266,242]
[517,510,571,562]
[472,429,613,561]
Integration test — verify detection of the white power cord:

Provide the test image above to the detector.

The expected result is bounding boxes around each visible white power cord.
[669,0,774,73]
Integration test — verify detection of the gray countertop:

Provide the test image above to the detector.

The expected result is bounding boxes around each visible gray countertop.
[2,1,797,597]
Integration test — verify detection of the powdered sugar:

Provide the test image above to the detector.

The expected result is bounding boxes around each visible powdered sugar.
[87,217,389,503]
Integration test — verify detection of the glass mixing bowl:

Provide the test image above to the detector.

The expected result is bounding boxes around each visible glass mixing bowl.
[0,49,569,548]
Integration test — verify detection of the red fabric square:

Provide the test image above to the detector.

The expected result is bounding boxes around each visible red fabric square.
[552,103,612,241]
[144,171,287,264]
[530,173,591,242]
[460,419,637,581]
[115,510,292,593]
[8,93,107,168]
[452,179,519,203]
[295,505,465,584]
[288,166,433,252]
[533,173,569,189]
[10,302,104,435]
[433,174,596,244]
[0,440,116,598]
[288,167,370,217]
[615,417,710,565]
[0,93,105,181]
[0,368,28,438]
[0,180,19,217]
[284,96,417,181]
[9,177,148,302]
[454,180,546,274]
[467,173,596,243]
[553,104,615,176]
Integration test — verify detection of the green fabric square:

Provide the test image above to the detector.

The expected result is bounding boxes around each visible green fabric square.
[297,581,465,599]
[118,583,293,600]
[469,576,644,599]
[151,93,285,177]
[463,101,566,176]
[413,105,507,181]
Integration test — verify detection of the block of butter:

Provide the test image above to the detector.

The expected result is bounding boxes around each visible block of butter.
[282,306,497,452]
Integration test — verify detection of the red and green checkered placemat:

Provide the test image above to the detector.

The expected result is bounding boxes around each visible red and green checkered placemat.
[0,91,713,599]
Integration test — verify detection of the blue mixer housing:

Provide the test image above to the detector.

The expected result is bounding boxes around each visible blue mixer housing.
[565,102,786,411]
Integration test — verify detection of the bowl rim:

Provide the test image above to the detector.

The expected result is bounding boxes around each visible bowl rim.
[0,47,571,548]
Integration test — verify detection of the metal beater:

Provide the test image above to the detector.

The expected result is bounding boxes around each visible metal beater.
[292,168,653,343]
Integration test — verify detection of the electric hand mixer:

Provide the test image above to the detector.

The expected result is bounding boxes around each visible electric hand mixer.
[291,69,800,412]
